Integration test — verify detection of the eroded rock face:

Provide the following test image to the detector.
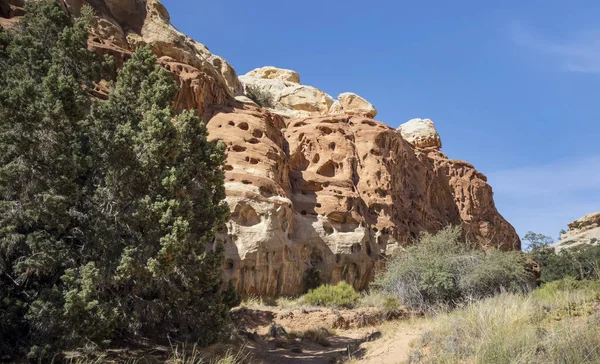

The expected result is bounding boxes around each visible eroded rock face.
[552,213,600,252]
[206,110,519,295]
[55,0,242,119]
[239,72,335,119]
[8,0,520,296]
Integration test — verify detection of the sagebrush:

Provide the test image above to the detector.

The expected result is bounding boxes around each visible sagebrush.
[374,226,534,309]
[302,281,360,308]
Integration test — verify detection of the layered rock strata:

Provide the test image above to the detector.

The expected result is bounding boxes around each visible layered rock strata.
[552,213,600,252]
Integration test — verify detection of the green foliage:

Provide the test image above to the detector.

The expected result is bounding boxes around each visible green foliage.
[524,232,600,283]
[302,281,360,309]
[374,226,533,309]
[0,2,233,359]
[533,277,600,301]
[245,84,274,108]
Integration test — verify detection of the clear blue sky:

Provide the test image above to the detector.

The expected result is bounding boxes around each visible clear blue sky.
[162,0,600,243]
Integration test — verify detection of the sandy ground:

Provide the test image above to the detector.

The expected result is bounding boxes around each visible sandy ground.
[230,305,422,364]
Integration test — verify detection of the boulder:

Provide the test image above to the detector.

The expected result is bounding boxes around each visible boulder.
[246,66,300,83]
[330,92,377,118]
[240,73,335,118]
[398,118,442,149]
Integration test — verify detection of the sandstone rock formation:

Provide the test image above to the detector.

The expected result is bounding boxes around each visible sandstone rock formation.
[398,118,442,149]
[552,213,600,252]
[246,66,300,83]
[329,92,377,118]
[240,69,335,119]
[3,0,521,296]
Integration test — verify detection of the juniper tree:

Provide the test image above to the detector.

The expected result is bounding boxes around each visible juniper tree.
[0,2,236,359]
[0,2,96,357]
[88,45,233,345]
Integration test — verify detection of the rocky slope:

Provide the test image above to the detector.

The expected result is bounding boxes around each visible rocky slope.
[552,213,600,252]
[1,0,520,296]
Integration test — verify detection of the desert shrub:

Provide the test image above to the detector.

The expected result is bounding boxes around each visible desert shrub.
[357,291,401,311]
[374,226,533,309]
[302,281,360,308]
[246,84,274,107]
[533,277,600,301]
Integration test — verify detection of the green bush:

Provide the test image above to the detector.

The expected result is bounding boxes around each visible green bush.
[524,231,600,283]
[246,84,274,107]
[374,226,533,309]
[533,277,600,301]
[302,281,360,308]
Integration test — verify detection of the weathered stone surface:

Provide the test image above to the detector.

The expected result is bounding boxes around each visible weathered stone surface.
[58,0,243,117]
[398,118,442,149]
[330,92,377,118]
[552,213,600,252]
[206,110,519,295]
[239,73,335,119]
[246,66,300,83]
[10,0,520,296]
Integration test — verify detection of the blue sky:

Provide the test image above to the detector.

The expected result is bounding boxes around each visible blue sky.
[162,0,600,243]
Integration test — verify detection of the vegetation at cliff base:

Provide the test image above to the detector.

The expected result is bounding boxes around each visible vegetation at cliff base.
[524,231,600,283]
[302,281,361,308]
[408,282,600,364]
[373,226,534,310]
[0,2,236,360]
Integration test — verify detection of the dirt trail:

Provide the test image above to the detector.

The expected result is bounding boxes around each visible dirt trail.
[356,327,422,364]
[231,306,422,364]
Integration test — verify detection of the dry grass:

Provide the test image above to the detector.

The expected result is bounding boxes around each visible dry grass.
[168,343,251,364]
[406,280,600,364]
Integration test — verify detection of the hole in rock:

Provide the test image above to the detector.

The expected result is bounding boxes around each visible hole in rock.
[228,121,235,126]
[224,165,233,171]
[248,138,260,144]
[329,142,336,151]
[252,129,263,138]
[312,154,320,163]
[242,180,252,185]
[317,161,336,177]
[232,203,261,226]
[318,126,333,135]
[232,145,247,152]
[362,120,377,127]
[238,122,249,130]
